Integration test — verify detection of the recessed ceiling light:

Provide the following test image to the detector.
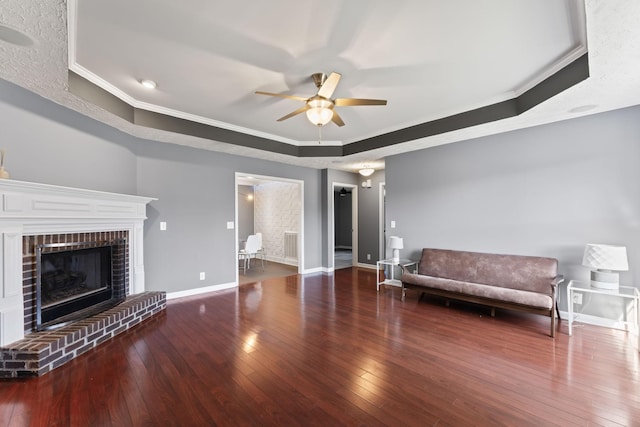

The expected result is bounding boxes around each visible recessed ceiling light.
[569,104,597,113]
[140,79,157,89]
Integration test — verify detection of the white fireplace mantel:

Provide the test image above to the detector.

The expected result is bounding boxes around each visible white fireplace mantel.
[0,180,156,346]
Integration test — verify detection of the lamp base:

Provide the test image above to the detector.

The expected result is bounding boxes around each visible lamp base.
[590,269,619,290]
[392,249,400,264]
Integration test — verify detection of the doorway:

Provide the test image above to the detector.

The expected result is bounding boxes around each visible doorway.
[235,173,304,284]
[332,182,358,270]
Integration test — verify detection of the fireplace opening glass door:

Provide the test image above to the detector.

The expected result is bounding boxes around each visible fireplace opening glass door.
[36,241,122,330]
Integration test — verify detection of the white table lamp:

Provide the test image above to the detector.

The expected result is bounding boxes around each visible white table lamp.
[582,243,628,290]
[388,236,404,264]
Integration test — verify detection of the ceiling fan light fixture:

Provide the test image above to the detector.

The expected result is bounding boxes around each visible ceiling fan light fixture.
[306,106,333,126]
[359,168,375,177]
[256,72,387,127]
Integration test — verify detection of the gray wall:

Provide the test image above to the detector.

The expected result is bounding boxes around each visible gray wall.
[134,140,322,293]
[386,105,640,310]
[0,79,137,193]
[0,78,324,295]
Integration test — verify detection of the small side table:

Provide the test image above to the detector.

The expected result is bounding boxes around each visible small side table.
[567,280,639,351]
[376,259,417,291]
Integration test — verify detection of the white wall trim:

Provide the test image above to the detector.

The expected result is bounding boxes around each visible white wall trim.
[265,254,298,267]
[167,282,237,300]
[302,267,326,274]
[379,182,386,261]
[357,262,377,270]
[559,311,638,332]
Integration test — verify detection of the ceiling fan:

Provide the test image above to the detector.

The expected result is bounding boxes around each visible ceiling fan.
[256,72,387,127]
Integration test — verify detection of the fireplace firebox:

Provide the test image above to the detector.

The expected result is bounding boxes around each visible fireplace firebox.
[36,240,126,330]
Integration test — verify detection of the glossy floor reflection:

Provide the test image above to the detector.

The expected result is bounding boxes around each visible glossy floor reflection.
[2,268,639,426]
[239,259,297,285]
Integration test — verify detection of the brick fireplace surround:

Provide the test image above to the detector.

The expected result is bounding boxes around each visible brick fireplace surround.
[0,180,163,378]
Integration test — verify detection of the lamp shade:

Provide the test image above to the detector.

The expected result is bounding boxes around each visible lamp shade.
[359,168,374,177]
[582,244,629,271]
[388,236,403,250]
[388,236,403,263]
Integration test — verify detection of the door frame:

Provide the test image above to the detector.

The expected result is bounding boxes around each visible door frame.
[235,172,305,284]
[331,182,358,270]
[379,182,386,261]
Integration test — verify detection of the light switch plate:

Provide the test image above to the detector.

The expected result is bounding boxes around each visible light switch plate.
[391,220,396,228]
[160,221,167,231]
[227,221,234,229]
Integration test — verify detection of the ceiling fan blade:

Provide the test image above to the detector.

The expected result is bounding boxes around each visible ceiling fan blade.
[277,105,310,121]
[317,72,341,98]
[334,98,387,106]
[331,110,345,127]
[255,91,308,102]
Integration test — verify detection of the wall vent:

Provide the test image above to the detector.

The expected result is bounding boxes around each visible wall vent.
[284,232,298,260]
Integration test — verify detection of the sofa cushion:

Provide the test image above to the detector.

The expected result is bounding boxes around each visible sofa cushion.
[401,273,553,309]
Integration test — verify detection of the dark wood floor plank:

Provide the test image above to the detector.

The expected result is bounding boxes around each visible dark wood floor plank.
[1,267,639,426]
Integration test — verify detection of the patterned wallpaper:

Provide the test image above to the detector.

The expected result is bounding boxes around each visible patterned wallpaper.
[254,181,301,264]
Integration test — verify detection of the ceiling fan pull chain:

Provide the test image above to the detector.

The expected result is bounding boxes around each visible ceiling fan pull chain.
[318,125,322,144]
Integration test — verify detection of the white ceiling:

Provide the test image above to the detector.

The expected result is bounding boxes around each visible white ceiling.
[1,1,640,173]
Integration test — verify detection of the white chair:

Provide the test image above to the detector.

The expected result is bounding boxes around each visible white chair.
[239,234,262,274]
[255,232,267,266]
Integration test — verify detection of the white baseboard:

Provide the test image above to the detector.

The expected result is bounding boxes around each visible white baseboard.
[302,267,326,274]
[265,255,298,267]
[559,310,637,332]
[322,263,375,273]
[167,282,236,300]
[357,263,377,270]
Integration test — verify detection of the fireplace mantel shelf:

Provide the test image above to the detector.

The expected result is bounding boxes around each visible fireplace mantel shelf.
[0,179,156,220]
[0,179,157,348]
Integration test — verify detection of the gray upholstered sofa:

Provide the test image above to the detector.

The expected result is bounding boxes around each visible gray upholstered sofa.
[401,248,564,337]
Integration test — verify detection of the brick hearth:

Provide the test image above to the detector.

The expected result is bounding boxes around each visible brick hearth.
[0,291,166,378]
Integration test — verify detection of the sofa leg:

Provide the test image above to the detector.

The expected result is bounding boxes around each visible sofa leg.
[490,307,495,317]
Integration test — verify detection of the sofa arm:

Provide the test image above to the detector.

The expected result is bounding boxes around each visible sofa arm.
[551,275,564,287]
[399,263,418,275]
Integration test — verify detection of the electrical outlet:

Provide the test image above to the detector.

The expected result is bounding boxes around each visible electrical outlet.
[390,220,396,228]
[199,272,205,280]
[160,221,167,231]
[573,293,583,305]
[367,254,371,260]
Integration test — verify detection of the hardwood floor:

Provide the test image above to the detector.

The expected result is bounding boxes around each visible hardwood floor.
[2,267,639,426]
[239,260,297,285]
